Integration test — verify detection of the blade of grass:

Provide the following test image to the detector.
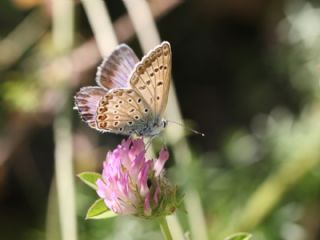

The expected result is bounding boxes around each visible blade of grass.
[80,0,118,56]
[52,1,77,240]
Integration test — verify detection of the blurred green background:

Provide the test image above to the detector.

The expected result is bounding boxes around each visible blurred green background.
[1,0,320,239]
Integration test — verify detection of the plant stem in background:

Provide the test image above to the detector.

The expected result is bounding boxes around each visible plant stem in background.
[52,0,76,240]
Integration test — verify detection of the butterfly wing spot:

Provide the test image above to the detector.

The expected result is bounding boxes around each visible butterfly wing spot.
[150,73,154,77]
[157,81,163,86]
[137,98,142,103]
[115,116,120,120]
[115,91,123,97]
[139,85,146,90]
[106,95,113,101]
[98,107,106,113]
[129,108,135,113]
[97,114,106,121]
[98,122,107,128]
[154,68,159,72]
[131,76,139,85]
[156,96,160,101]
[114,121,119,126]
[128,121,133,126]
[119,127,123,131]
[150,52,157,61]
[115,104,119,108]
[163,44,170,55]
[145,58,152,67]
[144,109,149,113]
[134,115,140,120]
[146,80,151,85]
[119,100,123,104]
[156,48,162,57]
[137,64,145,74]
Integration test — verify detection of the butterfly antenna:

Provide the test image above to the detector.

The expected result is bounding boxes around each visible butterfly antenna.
[167,120,205,136]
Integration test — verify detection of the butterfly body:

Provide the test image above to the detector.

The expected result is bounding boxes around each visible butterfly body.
[74,42,171,137]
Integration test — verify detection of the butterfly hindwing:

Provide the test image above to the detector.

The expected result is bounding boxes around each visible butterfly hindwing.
[96,44,139,90]
[129,41,171,117]
[95,89,153,135]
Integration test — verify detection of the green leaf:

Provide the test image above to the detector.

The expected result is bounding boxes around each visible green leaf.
[86,198,117,220]
[224,232,252,240]
[78,172,101,190]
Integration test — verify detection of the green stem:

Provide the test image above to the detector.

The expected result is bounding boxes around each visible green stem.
[159,217,173,240]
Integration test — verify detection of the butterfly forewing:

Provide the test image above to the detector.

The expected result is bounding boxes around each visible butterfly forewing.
[96,44,139,90]
[129,41,171,117]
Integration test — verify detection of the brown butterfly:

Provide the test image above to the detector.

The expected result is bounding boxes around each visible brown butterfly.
[74,41,171,137]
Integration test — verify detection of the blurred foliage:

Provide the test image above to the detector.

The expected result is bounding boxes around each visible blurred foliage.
[1,0,320,240]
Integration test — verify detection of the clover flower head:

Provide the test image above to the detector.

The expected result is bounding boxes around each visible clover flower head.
[96,138,177,218]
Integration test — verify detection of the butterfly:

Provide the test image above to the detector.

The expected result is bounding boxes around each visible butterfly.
[74,41,171,137]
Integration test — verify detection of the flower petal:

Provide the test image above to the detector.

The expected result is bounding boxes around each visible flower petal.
[154,148,169,176]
